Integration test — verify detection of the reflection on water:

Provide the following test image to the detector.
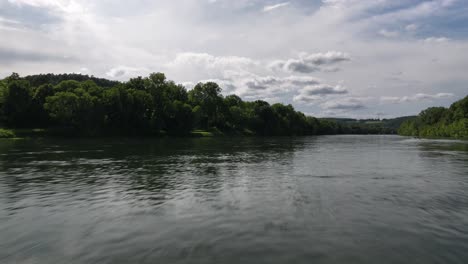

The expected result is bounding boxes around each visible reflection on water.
[0,136,467,264]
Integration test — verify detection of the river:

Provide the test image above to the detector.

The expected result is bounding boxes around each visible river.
[0,135,467,263]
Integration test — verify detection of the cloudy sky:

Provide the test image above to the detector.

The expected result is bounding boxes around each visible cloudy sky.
[1,0,468,118]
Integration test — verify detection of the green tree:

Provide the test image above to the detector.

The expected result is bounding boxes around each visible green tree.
[165,101,193,134]
[31,84,54,126]
[419,107,448,125]
[3,80,33,127]
[44,89,104,134]
[449,96,468,121]
[44,92,80,125]
[397,96,468,138]
[188,82,223,129]
[127,89,153,132]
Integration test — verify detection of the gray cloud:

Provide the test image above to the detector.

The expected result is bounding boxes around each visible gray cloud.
[271,51,351,73]
[0,1,63,30]
[282,61,320,73]
[188,72,323,100]
[321,97,368,111]
[0,47,74,64]
[294,84,348,103]
[301,85,347,96]
[183,78,237,93]
[283,76,321,86]
[243,75,321,91]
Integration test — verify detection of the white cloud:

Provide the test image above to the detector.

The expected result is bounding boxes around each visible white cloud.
[263,2,290,12]
[106,66,149,79]
[0,16,20,26]
[405,24,419,31]
[378,29,399,38]
[235,74,322,98]
[188,71,324,101]
[423,37,450,43]
[2,0,468,118]
[7,0,85,14]
[381,93,454,104]
[170,52,256,69]
[167,52,258,80]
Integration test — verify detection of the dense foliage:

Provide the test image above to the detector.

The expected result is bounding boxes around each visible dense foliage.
[323,116,415,135]
[0,72,401,137]
[398,96,468,138]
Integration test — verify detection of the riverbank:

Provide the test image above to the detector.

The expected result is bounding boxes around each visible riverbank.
[0,127,249,139]
[1,127,400,139]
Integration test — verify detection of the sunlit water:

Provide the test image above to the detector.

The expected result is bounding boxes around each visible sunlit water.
[0,135,467,264]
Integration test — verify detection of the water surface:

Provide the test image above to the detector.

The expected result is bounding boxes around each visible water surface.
[0,135,467,264]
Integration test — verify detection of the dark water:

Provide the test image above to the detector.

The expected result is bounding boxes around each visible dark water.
[1,135,468,264]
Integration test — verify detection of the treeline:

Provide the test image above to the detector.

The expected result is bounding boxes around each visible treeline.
[0,72,394,137]
[398,96,468,138]
[324,116,415,135]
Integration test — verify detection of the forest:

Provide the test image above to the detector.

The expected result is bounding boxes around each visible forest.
[0,72,446,138]
[398,96,468,139]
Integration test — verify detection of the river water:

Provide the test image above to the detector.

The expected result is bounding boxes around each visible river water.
[0,135,467,264]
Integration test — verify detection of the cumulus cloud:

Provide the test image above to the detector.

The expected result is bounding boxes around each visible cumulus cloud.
[189,78,238,93]
[2,0,468,119]
[244,75,321,90]
[405,24,418,31]
[244,75,321,97]
[304,85,347,95]
[167,52,259,80]
[263,2,290,12]
[271,51,350,73]
[170,52,257,69]
[321,97,368,111]
[170,52,332,100]
[165,52,262,82]
[240,75,321,98]
[106,66,149,79]
[294,84,348,103]
[187,71,323,100]
[423,37,450,43]
[378,29,399,38]
[380,93,454,104]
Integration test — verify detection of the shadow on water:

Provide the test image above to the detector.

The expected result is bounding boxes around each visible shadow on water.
[0,137,309,206]
[413,139,468,166]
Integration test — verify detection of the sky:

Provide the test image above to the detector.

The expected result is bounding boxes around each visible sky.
[1,0,468,118]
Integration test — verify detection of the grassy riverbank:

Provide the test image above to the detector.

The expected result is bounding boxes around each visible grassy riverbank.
[0,128,15,138]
